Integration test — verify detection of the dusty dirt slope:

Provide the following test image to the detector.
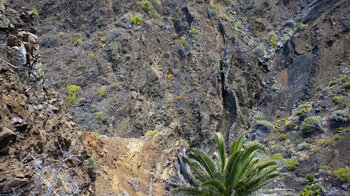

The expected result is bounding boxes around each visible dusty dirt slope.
[84,123,187,195]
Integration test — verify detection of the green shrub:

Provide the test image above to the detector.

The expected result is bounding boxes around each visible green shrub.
[73,34,82,46]
[253,111,264,120]
[66,85,81,103]
[329,80,337,87]
[137,0,152,12]
[344,82,350,89]
[319,165,332,171]
[333,168,350,182]
[98,87,107,96]
[87,157,98,169]
[319,138,335,146]
[285,123,296,130]
[32,8,39,16]
[270,153,283,161]
[211,4,218,14]
[295,23,308,31]
[296,108,307,115]
[111,84,117,89]
[299,104,309,108]
[333,134,342,140]
[284,158,299,170]
[301,116,323,134]
[304,173,315,182]
[145,130,159,136]
[300,182,324,196]
[332,96,341,104]
[131,15,143,25]
[331,109,350,121]
[189,28,198,36]
[305,138,313,144]
[255,120,274,129]
[312,147,324,154]
[341,75,348,83]
[278,134,288,141]
[96,112,103,120]
[209,4,217,13]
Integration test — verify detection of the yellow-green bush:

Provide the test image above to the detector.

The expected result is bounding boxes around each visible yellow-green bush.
[332,96,341,104]
[73,34,82,46]
[301,116,323,134]
[189,28,198,36]
[344,82,350,89]
[304,173,315,182]
[296,108,307,115]
[284,158,299,170]
[145,130,159,136]
[270,153,283,161]
[319,165,332,171]
[295,23,308,31]
[285,123,296,130]
[96,112,103,120]
[131,15,143,25]
[255,120,274,129]
[278,134,288,141]
[333,167,350,182]
[32,8,39,16]
[341,75,348,83]
[211,4,218,14]
[305,138,313,143]
[312,147,324,154]
[319,138,335,146]
[329,80,337,86]
[66,85,81,103]
[300,182,324,196]
[98,87,107,96]
[333,134,342,140]
[137,0,152,12]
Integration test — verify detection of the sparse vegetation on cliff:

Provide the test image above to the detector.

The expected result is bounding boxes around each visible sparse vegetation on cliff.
[66,85,81,103]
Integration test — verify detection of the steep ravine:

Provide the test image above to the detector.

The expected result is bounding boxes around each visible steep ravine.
[2,0,350,195]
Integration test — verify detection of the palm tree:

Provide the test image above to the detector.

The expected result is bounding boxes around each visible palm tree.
[173,133,279,196]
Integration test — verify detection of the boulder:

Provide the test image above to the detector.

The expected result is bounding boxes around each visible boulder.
[0,127,16,151]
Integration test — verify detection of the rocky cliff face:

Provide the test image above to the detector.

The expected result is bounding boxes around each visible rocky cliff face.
[2,0,350,195]
[0,2,95,195]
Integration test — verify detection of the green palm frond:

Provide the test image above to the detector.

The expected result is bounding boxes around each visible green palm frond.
[188,149,219,179]
[172,133,280,196]
[215,132,226,173]
[225,151,243,188]
[202,180,226,194]
[229,135,244,155]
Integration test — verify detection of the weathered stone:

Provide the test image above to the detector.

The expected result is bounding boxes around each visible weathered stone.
[11,117,28,132]
[254,47,265,57]
[7,43,27,66]
[0,0,4,11]
[0,127,16,150]
[48,104,59,111]
[0,10,10,29]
